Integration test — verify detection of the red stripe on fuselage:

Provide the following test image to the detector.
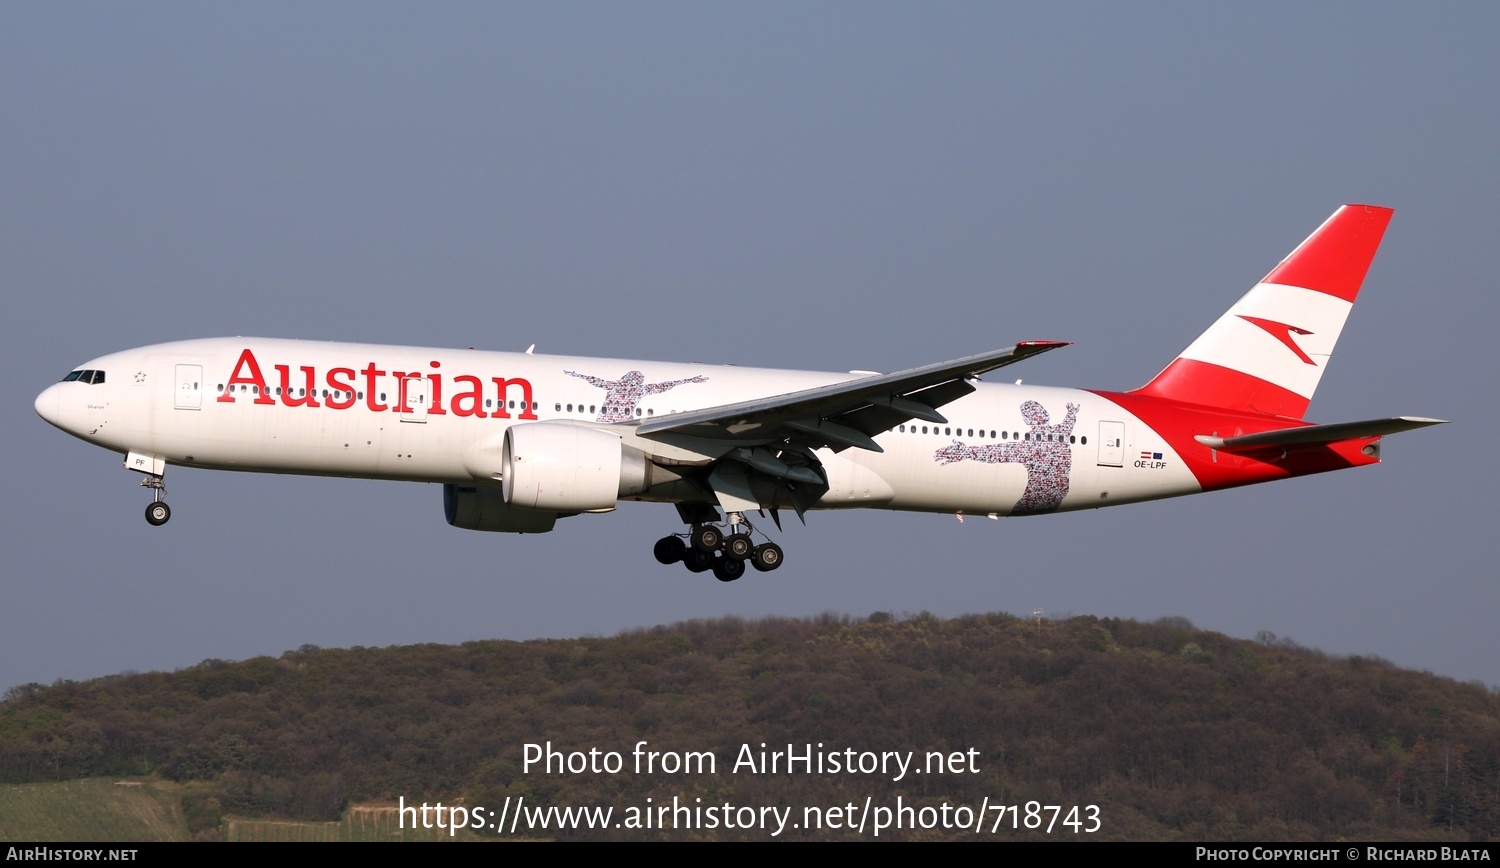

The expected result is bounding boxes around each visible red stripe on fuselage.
[1261,205,1393,302]
[1093,389,1379,492]
[1131,358,1311,420]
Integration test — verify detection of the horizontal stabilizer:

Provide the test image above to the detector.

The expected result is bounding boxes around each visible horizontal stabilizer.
[1194,416,1447,451]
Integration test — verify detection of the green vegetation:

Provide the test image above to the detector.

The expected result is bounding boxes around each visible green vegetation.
[0,781,476,842]
[222,806,474,842]
[1,613,1496,840]
[0,778,185,841]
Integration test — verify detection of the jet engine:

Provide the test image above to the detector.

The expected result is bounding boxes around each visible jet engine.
[443,483,558,533]
[501,422,655,512]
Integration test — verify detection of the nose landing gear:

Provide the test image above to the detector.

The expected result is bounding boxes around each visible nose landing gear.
[124,452,172,527]
[141,474,170,526]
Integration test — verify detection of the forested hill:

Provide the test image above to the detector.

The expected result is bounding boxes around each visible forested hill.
[2,613,1496,841]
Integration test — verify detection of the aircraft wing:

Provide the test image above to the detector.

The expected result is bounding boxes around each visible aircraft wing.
[1194,416,1447,451]
[634,340,1070,453]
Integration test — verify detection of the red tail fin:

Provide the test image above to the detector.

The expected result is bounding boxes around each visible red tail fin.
[1133,205,1393,419]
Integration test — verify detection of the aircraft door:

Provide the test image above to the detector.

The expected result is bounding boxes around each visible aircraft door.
[399,376,429,423]
[174,364,203,410]
[1097,420,1125,467]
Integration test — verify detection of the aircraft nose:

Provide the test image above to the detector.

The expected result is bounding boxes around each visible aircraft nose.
[35,383,63,428]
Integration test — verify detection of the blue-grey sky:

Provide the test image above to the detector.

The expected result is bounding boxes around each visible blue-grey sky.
[4,4,1496,694]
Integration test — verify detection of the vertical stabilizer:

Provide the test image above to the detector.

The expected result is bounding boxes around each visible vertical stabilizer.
[1132,204,1394,419]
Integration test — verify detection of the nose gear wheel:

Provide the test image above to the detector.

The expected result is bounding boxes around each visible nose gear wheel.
[145,501,171,526]
[140,474,170,526]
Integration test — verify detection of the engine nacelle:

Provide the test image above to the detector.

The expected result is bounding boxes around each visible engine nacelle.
[502,422,650,512]
[444,483,558,533]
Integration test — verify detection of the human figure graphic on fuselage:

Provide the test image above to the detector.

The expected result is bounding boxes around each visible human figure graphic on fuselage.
[934,400,1080,514]
[564,369,709,423]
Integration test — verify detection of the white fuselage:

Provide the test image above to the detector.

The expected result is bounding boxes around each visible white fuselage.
[35,337,1201,520]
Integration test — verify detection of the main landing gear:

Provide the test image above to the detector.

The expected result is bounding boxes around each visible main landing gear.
[141,474,170,526]
[653,512,783,582]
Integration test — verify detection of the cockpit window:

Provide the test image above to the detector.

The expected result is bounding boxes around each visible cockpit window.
[63,371,83,382]
[61,370,105,384]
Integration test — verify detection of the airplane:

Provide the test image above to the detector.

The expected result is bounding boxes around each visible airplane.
[34,204,1445,582]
